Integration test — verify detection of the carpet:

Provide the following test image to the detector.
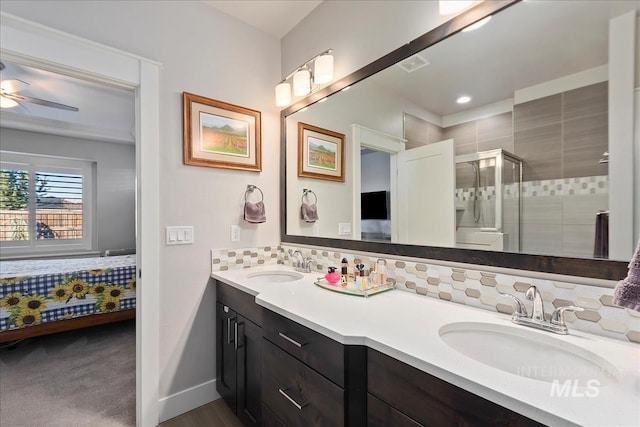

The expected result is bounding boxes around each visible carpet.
[0,319,136,427]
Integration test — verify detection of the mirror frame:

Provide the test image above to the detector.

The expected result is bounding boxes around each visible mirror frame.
[280,0,628,281]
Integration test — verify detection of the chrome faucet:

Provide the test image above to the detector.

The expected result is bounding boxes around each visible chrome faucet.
[500,285,584,335]
[290,250,313,273]
[526,285,545,322]
[291,250,304,269]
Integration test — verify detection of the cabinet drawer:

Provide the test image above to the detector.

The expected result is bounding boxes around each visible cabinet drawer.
[216,280,263,326]
[367,348,543,427]
[367,393,422,427]
[263,308,344,387]
[262,339,344,426]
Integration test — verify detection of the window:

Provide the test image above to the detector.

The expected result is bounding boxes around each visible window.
[0,151,94,257]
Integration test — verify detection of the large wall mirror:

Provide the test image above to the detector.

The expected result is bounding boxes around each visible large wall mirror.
[281,0,639,281]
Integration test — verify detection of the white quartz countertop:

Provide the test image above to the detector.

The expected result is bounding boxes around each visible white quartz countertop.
[211,265,640,427]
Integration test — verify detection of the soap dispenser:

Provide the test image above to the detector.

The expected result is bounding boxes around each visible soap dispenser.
[325,267,341,285]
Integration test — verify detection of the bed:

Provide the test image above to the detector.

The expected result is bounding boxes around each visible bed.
[0,255,136,343]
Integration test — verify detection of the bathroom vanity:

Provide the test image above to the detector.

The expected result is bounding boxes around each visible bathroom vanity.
[212,265,640,427]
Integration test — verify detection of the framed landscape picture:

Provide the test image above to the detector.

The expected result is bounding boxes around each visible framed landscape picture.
[183,92,261,171]
[297,122,345,182]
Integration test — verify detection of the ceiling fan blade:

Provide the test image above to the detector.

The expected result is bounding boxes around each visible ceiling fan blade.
[0,79,29,94]
[6,93,79,112]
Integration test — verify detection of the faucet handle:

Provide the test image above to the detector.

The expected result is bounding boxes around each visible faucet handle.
[524,285,538,301]
[551,306,584,326]
[499,293,529,318]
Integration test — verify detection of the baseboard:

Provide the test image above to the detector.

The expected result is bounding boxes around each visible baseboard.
[158,379,221,423]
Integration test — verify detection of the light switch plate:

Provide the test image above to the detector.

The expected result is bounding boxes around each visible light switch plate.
[338,222,351,235]
[166,226,194,245]
[231,225,241,242]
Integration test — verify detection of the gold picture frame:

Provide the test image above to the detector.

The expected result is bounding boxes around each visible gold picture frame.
[297,122,345,182]
[183,92,261,171]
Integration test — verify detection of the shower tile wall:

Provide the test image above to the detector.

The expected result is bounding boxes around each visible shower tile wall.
[403,82,609,258]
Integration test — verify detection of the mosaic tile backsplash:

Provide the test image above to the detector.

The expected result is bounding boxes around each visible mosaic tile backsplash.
[211,245,639,344]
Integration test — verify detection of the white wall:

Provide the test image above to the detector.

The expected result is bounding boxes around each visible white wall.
[282,1,448,83]
[361,151,391,193]
[1,128,135,253]
[0,0,281,416]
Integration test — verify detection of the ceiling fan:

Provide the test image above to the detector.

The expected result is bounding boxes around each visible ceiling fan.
[0,61,79,111]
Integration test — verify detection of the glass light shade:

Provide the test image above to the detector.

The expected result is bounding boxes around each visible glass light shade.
[313,54,334,84]
[439,0,475,15]
[0,96,18,108]
[275,82,291,107]
[293,69,311,97]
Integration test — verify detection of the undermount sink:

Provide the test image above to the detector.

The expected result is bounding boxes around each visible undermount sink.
[245,270,304,283]
[439,322,620,386]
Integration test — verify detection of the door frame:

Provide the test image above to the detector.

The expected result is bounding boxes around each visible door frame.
[352,125,406,242]
[1,12,160,427]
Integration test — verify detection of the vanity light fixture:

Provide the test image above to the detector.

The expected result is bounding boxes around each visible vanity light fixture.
[0,96,18,108]
[457,95,471,104]
[275,49,334,107]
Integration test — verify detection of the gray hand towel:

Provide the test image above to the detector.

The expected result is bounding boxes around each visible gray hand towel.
[613,239,640,312]
[244,201,266,223]
[300,202,318,223]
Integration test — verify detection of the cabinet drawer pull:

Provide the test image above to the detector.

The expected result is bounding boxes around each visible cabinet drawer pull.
[227,317,234,344]
[234,321,239,350]
[278,332,306,348]
[278,388,306,410]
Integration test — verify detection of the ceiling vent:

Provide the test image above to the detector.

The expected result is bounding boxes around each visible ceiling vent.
[397,54,430,73]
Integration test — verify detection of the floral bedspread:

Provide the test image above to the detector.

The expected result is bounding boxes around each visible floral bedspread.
[0,255,136,331]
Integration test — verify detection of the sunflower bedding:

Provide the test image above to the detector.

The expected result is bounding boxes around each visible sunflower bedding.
[0,255,136,331]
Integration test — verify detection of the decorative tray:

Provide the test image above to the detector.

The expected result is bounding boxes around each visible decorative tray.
[313,277,395,298]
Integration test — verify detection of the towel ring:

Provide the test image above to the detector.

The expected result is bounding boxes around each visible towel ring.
[245,185,264,202]
[302,189,317,205]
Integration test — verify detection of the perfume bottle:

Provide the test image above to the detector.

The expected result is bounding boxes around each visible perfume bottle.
[341,258,349,287]
[325,267,341,285]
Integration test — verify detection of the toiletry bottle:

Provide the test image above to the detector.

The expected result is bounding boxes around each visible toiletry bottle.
[377,259,387,285]
[362,268,369,290]
[341,258,349,287]
[325,267,341,285]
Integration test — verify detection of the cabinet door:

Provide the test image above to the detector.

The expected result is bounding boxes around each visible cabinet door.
[216,302,237,411]
[237,315,261,427]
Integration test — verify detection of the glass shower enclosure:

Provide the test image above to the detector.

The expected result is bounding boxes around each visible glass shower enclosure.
[455,149,523,252]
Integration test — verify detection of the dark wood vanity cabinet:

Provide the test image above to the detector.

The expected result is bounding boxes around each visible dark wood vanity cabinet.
[216,281,263,427]
[367,348,544,427]
[261,308,366,426]
[215,281,544,426]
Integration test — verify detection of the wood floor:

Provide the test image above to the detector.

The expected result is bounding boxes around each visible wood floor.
[159,398,243,427]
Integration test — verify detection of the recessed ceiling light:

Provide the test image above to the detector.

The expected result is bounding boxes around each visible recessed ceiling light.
[462,16,492,32]
[457,96,471,104]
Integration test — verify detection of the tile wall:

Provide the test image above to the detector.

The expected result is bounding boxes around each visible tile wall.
[211,245,639,344]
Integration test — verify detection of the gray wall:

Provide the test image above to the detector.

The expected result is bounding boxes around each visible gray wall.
[1,0,281,407]
[1,128,135,253]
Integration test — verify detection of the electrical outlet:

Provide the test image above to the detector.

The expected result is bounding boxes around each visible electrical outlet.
[231,225,241,242]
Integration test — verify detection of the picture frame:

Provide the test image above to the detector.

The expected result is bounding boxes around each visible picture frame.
[297,122,345,182]
[183,92,261,171]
